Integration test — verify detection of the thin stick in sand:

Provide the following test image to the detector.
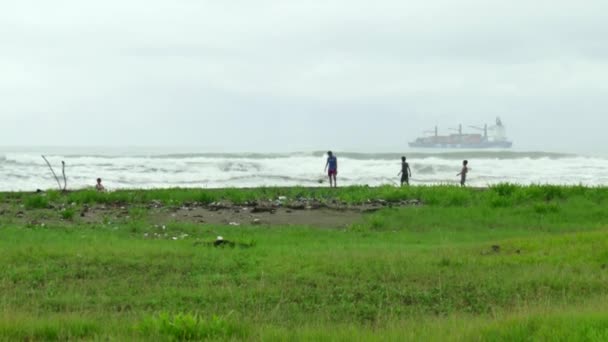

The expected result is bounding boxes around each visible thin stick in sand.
[41,155,64,191]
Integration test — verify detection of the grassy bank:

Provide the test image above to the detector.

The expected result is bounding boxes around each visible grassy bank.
[1,185,608,340]
[3,183,607,207]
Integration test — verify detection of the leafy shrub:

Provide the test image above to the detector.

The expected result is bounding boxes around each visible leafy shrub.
[491,183,518,197]
[25,196,49,210]
[137,312,248,340]
[128,207,147,219]
[196,191,216,205]
[60,208,76,220]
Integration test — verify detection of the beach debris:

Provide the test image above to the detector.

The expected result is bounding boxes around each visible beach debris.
[80,204,89,217]
[405,199,422,206]
[197,197,422,214]
[252,205,275,213]
[209,201,233,211]
[214,236,234,247]
[41,156,68,192]
[229,222,240,226]
[286,202,306,210]
[252,218,262,225]
[149,200,163,209]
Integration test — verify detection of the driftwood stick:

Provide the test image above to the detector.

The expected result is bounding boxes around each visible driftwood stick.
[42,155,62,191]
[61,161,67,191]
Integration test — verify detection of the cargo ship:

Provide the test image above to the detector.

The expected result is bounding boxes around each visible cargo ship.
[408,117,513,149]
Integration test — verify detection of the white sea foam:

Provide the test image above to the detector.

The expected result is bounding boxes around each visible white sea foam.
[0,149,606,191]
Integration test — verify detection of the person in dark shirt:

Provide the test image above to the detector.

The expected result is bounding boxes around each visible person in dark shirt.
[324,151,338,188]
[398,156,412,186]
[457,160,469,186]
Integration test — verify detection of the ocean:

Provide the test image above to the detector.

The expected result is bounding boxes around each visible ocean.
[0,147,607,191]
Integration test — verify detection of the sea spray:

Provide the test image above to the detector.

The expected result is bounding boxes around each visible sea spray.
[0,150,607,191]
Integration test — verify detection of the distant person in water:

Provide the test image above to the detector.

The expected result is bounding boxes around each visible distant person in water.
[398,156,412,186]
[324,151,338,188]
[95,178,105,192]
[457,160,469,186]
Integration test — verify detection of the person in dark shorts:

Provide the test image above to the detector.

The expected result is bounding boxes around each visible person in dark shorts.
[324,151,338,188]
[457,160,469,186]
[398,156,412,186]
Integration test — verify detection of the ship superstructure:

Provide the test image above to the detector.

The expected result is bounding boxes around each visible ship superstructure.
[408,117,513,149]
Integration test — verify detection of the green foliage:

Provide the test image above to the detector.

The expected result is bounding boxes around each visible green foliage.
[137,312,248,340]
[0,317,99,341]
[3,186,608,339]
[24,195,49,209]
[490,182,519,197]
[128,207,147,219]
[479,314,608,341]
[60,208,76,220]
[533,202,560,214]
[4,185,608,210]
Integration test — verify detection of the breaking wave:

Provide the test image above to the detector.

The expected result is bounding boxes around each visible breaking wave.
[0,149,606,191]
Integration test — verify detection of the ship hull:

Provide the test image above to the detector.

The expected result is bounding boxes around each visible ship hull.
[408,141,513,149]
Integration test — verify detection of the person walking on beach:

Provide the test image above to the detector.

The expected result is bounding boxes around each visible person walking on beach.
[457,160,469,187]
[325,151,338,188]
[398,156,412,186]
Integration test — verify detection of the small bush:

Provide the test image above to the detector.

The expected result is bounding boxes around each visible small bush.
[137,312,248,340]
[25,196,49,210]
[491,183,518,197]
[196,191,216,205]
[128,207,147,219]
[60,208,76,220]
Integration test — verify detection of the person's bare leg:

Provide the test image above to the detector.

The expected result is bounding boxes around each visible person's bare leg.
[333,175,337,188]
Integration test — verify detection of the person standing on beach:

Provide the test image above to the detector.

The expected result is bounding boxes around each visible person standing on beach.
[457,160,469,186]
[324,151,338,188]
[398,156,412,186]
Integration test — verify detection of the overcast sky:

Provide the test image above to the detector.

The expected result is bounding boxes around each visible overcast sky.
[2,1,607,153]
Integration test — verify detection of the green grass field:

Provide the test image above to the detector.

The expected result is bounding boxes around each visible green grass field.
[1,185,608,340]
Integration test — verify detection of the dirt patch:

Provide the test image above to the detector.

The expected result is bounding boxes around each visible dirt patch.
[157,206,363,229]
[0,198,422,229]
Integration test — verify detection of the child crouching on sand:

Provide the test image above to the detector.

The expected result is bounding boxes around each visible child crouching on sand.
[96,178,106,192]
